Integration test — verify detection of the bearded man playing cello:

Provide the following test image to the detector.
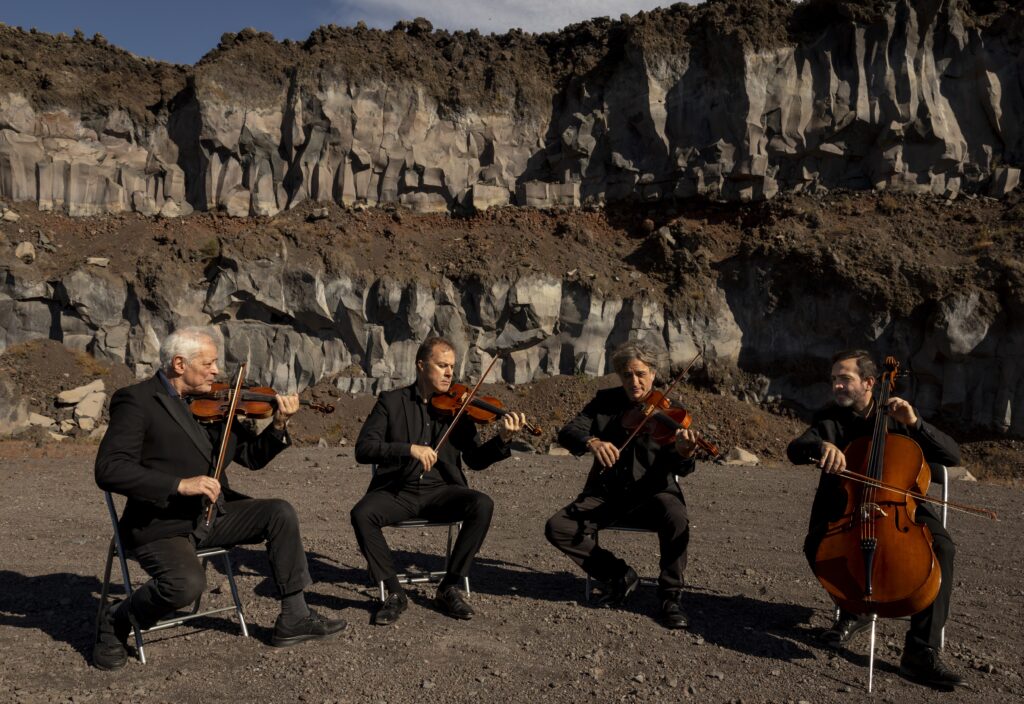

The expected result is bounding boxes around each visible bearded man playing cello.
[787,349,964,689]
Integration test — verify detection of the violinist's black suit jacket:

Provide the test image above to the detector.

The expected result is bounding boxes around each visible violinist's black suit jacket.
[545,387,695,596]
[355,384,511,491]
[95,374,290,549]
[351,383,512,584]
[558,387,695,497]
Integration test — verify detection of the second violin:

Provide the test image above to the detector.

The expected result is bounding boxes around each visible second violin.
[431,383,543,436]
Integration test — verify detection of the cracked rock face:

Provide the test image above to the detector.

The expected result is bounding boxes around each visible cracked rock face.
[1,1,1022,216]
[2,218,1022,435]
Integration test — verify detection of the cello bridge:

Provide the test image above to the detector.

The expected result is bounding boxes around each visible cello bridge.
[860,503,888,521]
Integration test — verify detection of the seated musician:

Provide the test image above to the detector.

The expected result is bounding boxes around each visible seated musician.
[786,349,964,689]
[351,336,526,625]
[544,341,700,629]
[93,326,346,670]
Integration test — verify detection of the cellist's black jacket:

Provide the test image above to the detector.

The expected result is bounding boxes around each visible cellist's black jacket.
[354,383,511,492]
[786,404,960,531]
[558,387,695,498]
[95,374,290,548]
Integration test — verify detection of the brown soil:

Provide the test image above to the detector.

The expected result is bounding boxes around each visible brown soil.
[0,447,1019,703]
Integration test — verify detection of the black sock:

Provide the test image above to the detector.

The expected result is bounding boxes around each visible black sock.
[439,574,462,591]
[280,591,310,623]
[384,576,404,597]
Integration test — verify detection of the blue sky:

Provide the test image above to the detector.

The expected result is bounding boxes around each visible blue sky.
[0,1,695,66]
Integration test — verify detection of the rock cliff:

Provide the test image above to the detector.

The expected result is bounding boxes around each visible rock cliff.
[0,0,1022,439]
[1,0,1022,218]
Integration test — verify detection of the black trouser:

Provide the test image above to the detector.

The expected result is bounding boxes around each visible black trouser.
[544,490,689,598]
[803,503,954,652]
[350,483,494,585]
[126,498,312,629]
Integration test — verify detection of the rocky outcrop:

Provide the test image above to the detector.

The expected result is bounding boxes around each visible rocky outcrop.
[2,217,1022,435]
[1,1,1023,217]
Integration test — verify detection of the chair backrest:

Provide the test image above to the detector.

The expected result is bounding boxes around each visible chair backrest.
[928,463,950,527]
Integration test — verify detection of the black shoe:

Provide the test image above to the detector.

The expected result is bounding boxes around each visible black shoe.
[899,647,966,690]
[660,593,689,630]
[93,602,131,671]
[435,585,474,620]
[374,591,408,626]
[271,608,347,647]
[596,567,639,608]
[823,613,873,646]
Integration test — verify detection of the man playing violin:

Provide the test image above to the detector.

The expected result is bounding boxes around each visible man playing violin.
[544,341,700,629]
[93,327,346,670]
[787,349,964,689]
[351,336,527,625]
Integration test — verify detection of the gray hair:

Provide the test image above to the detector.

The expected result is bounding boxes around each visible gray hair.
[159,326,218,371]
[610,341,663,377]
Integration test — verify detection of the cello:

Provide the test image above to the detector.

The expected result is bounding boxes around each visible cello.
[813,357,941,690]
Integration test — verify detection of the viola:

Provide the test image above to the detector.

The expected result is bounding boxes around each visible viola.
[621,389,720,458]
[188,382,334,423]
[430,382,542,437]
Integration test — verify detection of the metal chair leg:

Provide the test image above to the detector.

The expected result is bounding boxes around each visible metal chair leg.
[220,552,248,638]
[584,531,600,602]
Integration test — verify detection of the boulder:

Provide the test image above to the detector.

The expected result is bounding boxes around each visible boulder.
[28,413,55,427]
[947,466,977,482]
[74,391,107,426]
[470,184,510,210]
[724,447,760,466]
[158,198,183,218]
[15,241,35,263]
[131,190,159,216]
[57,379,105,405]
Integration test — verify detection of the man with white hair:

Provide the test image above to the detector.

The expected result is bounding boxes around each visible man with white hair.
[93,326,345,670]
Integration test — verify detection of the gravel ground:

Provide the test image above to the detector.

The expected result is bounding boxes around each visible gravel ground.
[1,448,1021,703]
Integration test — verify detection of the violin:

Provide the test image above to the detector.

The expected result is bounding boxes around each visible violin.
[430,382,542,437]
[621,389,720,458]
[188,382,334,423]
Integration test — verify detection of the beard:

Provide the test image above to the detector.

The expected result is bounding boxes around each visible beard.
[834,393,855,408]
